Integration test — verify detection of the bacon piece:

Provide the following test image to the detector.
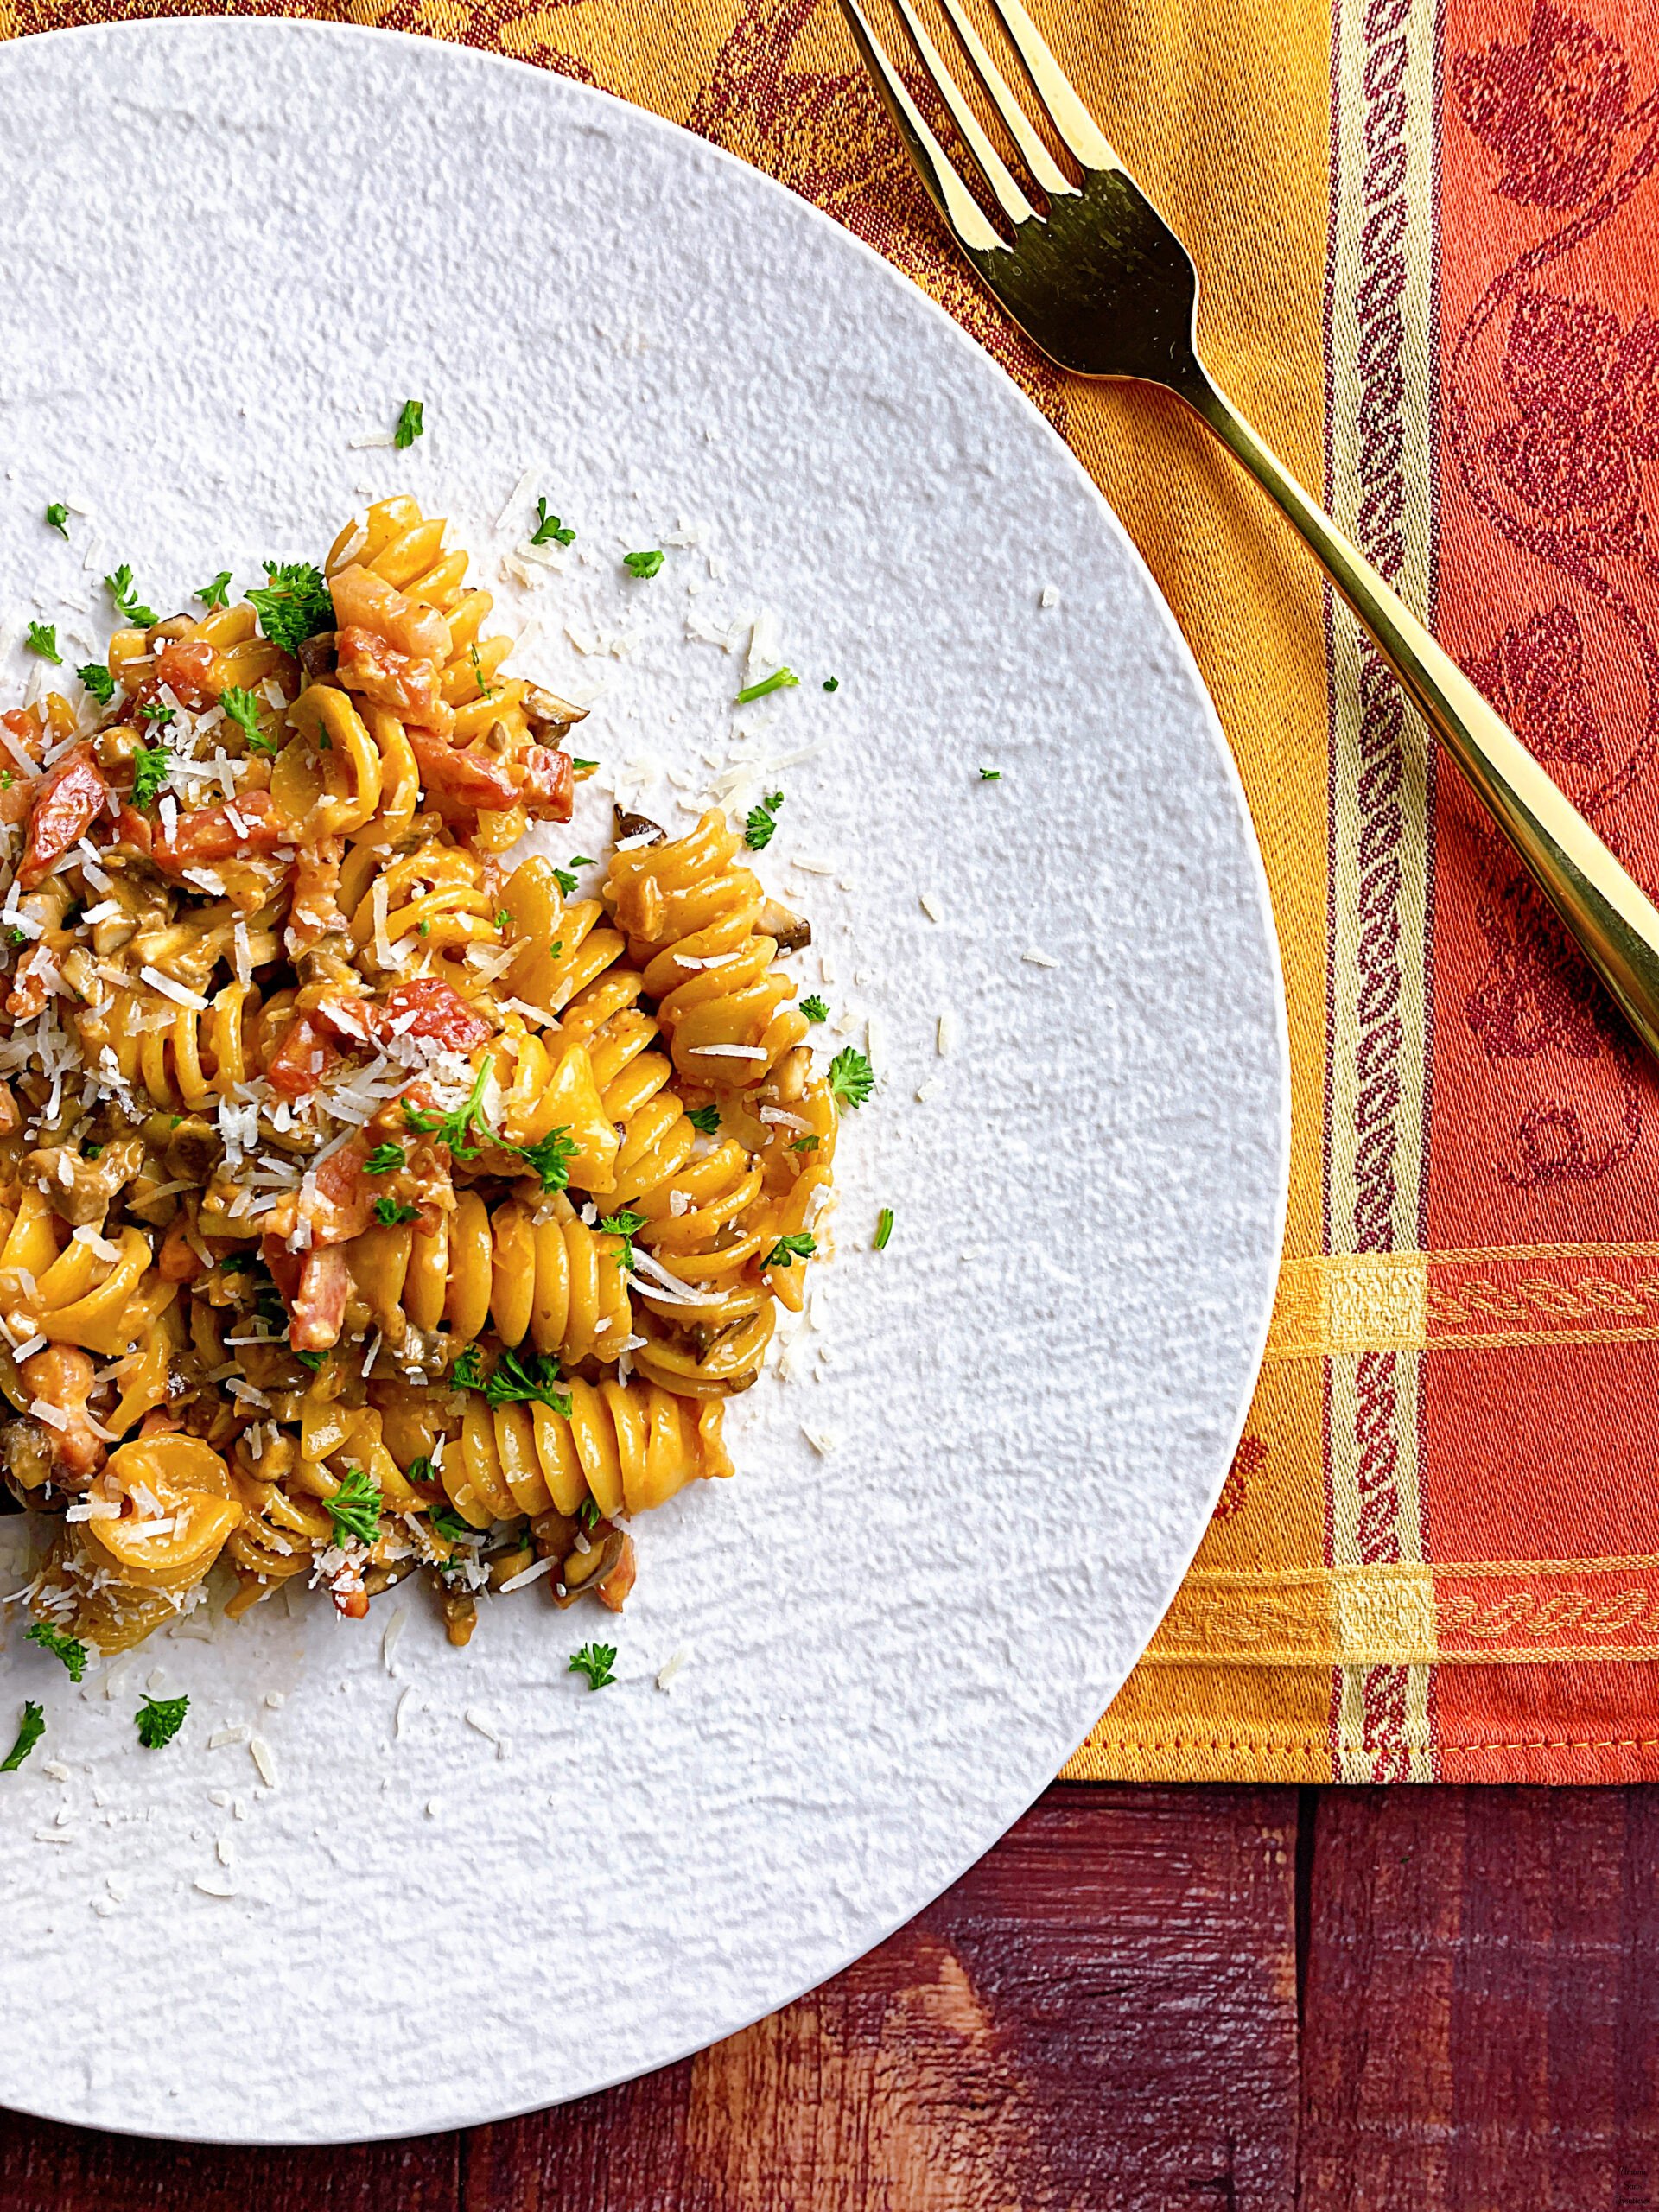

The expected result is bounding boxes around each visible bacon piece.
[149,790,296,877]
[19,1344,105,1480]
[408,731,574,823]
[149,638,219,709]
[329,566,452,664]
[301,1133,378,1248]
[20,747,110,887]
[334,626,446,721]
[5,944,56,1022]
[289,1245,351,1352]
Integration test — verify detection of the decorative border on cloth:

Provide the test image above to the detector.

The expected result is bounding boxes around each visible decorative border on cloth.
[1268,1243,1659,1357]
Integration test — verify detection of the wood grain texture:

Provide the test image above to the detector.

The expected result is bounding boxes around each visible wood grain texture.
[0,2126,458,2212]
[463,1785,1301,2212]
[1300,1788,1659,2212]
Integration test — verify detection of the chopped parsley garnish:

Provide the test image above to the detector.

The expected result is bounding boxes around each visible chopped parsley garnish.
[799,995,828,1023]
[364,1143,404,1176]
[24,622,60,664]
[44,502,69,538]
[531,499,575,547]
[295,1349,324,1373]
[578,1497,601,1532]
[8,927,25,949]
[81,1142,102,1160]
[0,775,10,792]
[823,677,839,692]
[220,685,276,755]
[372,1197,419,1227]
[134,1693,188,1750]
[622,549,664,579]
[138,702,175,727]
[326,1465,383,1549]
[76,662,115,707]
[569,1643,617,1691]
[735,666,798,705]
[495,909,512,930]
[246,562,333,656]
[406,1455,435,1485]
[196,570,233,609]
[512,1125,577,1192]
[404,1056,493,1161]
[744,791,784,850]
[874,1207,894,1251]
[394,399,424,448]
[105,565,156,627]
[130,746,171,810]
[790,1135,820,1153]
[764,1232,817,1268]
[483,1346,571,1415]
[469,644,493,699]
[828,1047,874,1110]
[451,1344,484,1389]
[551,856,595,899]
[600,1210,647,1274]
[2,1702,43,1771]
[685,1103,721,1136]
[25,1621,86,1682]
[431,1504,476,1545]
[978,767,1001,781]
[571,757,598,774]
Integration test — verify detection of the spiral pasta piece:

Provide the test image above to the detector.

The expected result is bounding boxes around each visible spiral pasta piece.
[441,1376,730,1532]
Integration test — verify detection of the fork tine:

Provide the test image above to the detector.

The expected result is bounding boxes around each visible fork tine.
[931,0,1076,200]
[887,0,1037,227]
[982,0,1116,172]
[837,0,1007,253]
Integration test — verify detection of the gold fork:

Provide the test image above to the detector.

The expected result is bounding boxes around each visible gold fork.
[840,0,1659,1063]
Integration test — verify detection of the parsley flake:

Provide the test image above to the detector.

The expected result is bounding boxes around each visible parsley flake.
[578,1498,601,1532]
[2,1702,43,1772]
[531,499,576,547]
[622,549,664,579]
[874,1206,894,1251]
[372,1197,418,1227]
[25,1621,87,1682]
[571,757,598,774]
[404,1056,493,1161]
[569,1643,617,1691]
[790,1134,820,1153]
[44,503,69,538]
[823,676,839,692]
[105,565,156,628]
[365,1143,404,1176]
[978,767,1001,781]
[512,1126,577,1192]
[451,1345,484,1389]
[394,399,425,448]
[138,702,175,727]
[246,562,333,657]
[551,855,595,899]
[196,570,233,609]
[600,1210,647,1274]
[799,995,828,1023]
[744,790,784,850]
[134,1693,188,1750]
[76,662,115,708]
[220,685,276,755]
[326,1466,384,1550]
[24,622,60,664]
[735,666,798,705]
[130,746,171,811]
[431,1504,476,1545]
[764,1232,817,1268]
[685,1103,721,1136]
[483,1347,571,1415]
[495,908,512,930]
[828,1047,874,1110]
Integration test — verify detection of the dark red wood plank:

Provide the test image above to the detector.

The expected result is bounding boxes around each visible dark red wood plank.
[0,2121,459,2212]
[1300,1786,1659,2212]
[465,1783,1301,2212]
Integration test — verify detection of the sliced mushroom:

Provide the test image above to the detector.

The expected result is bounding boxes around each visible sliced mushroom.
[163,1116,221,1185]
[22,1133,146,1228]
[552,1529,626,1607]
[613,806,665,846]
[526,686,590,734]
[758,897,811,954]
[296,630,339,680]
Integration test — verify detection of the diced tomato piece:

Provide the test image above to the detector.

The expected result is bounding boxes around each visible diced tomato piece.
[335,626,445,719]
[301,1133,378,1248]
[373,978,493,1053]
[407,732,574,823]
[266,1013,344,1099]
[149,790,296,877]
[19,747,110,887]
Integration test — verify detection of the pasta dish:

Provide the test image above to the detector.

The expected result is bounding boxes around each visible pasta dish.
[0,498,847,1674]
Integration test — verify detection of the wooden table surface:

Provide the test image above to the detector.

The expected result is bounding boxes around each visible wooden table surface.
[3,1782,1652,2209]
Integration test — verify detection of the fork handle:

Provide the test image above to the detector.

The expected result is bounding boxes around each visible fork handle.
[1181,372,1659,1063]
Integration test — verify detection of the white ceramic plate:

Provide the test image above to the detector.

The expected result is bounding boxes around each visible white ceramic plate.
[0,19,1287,2143]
